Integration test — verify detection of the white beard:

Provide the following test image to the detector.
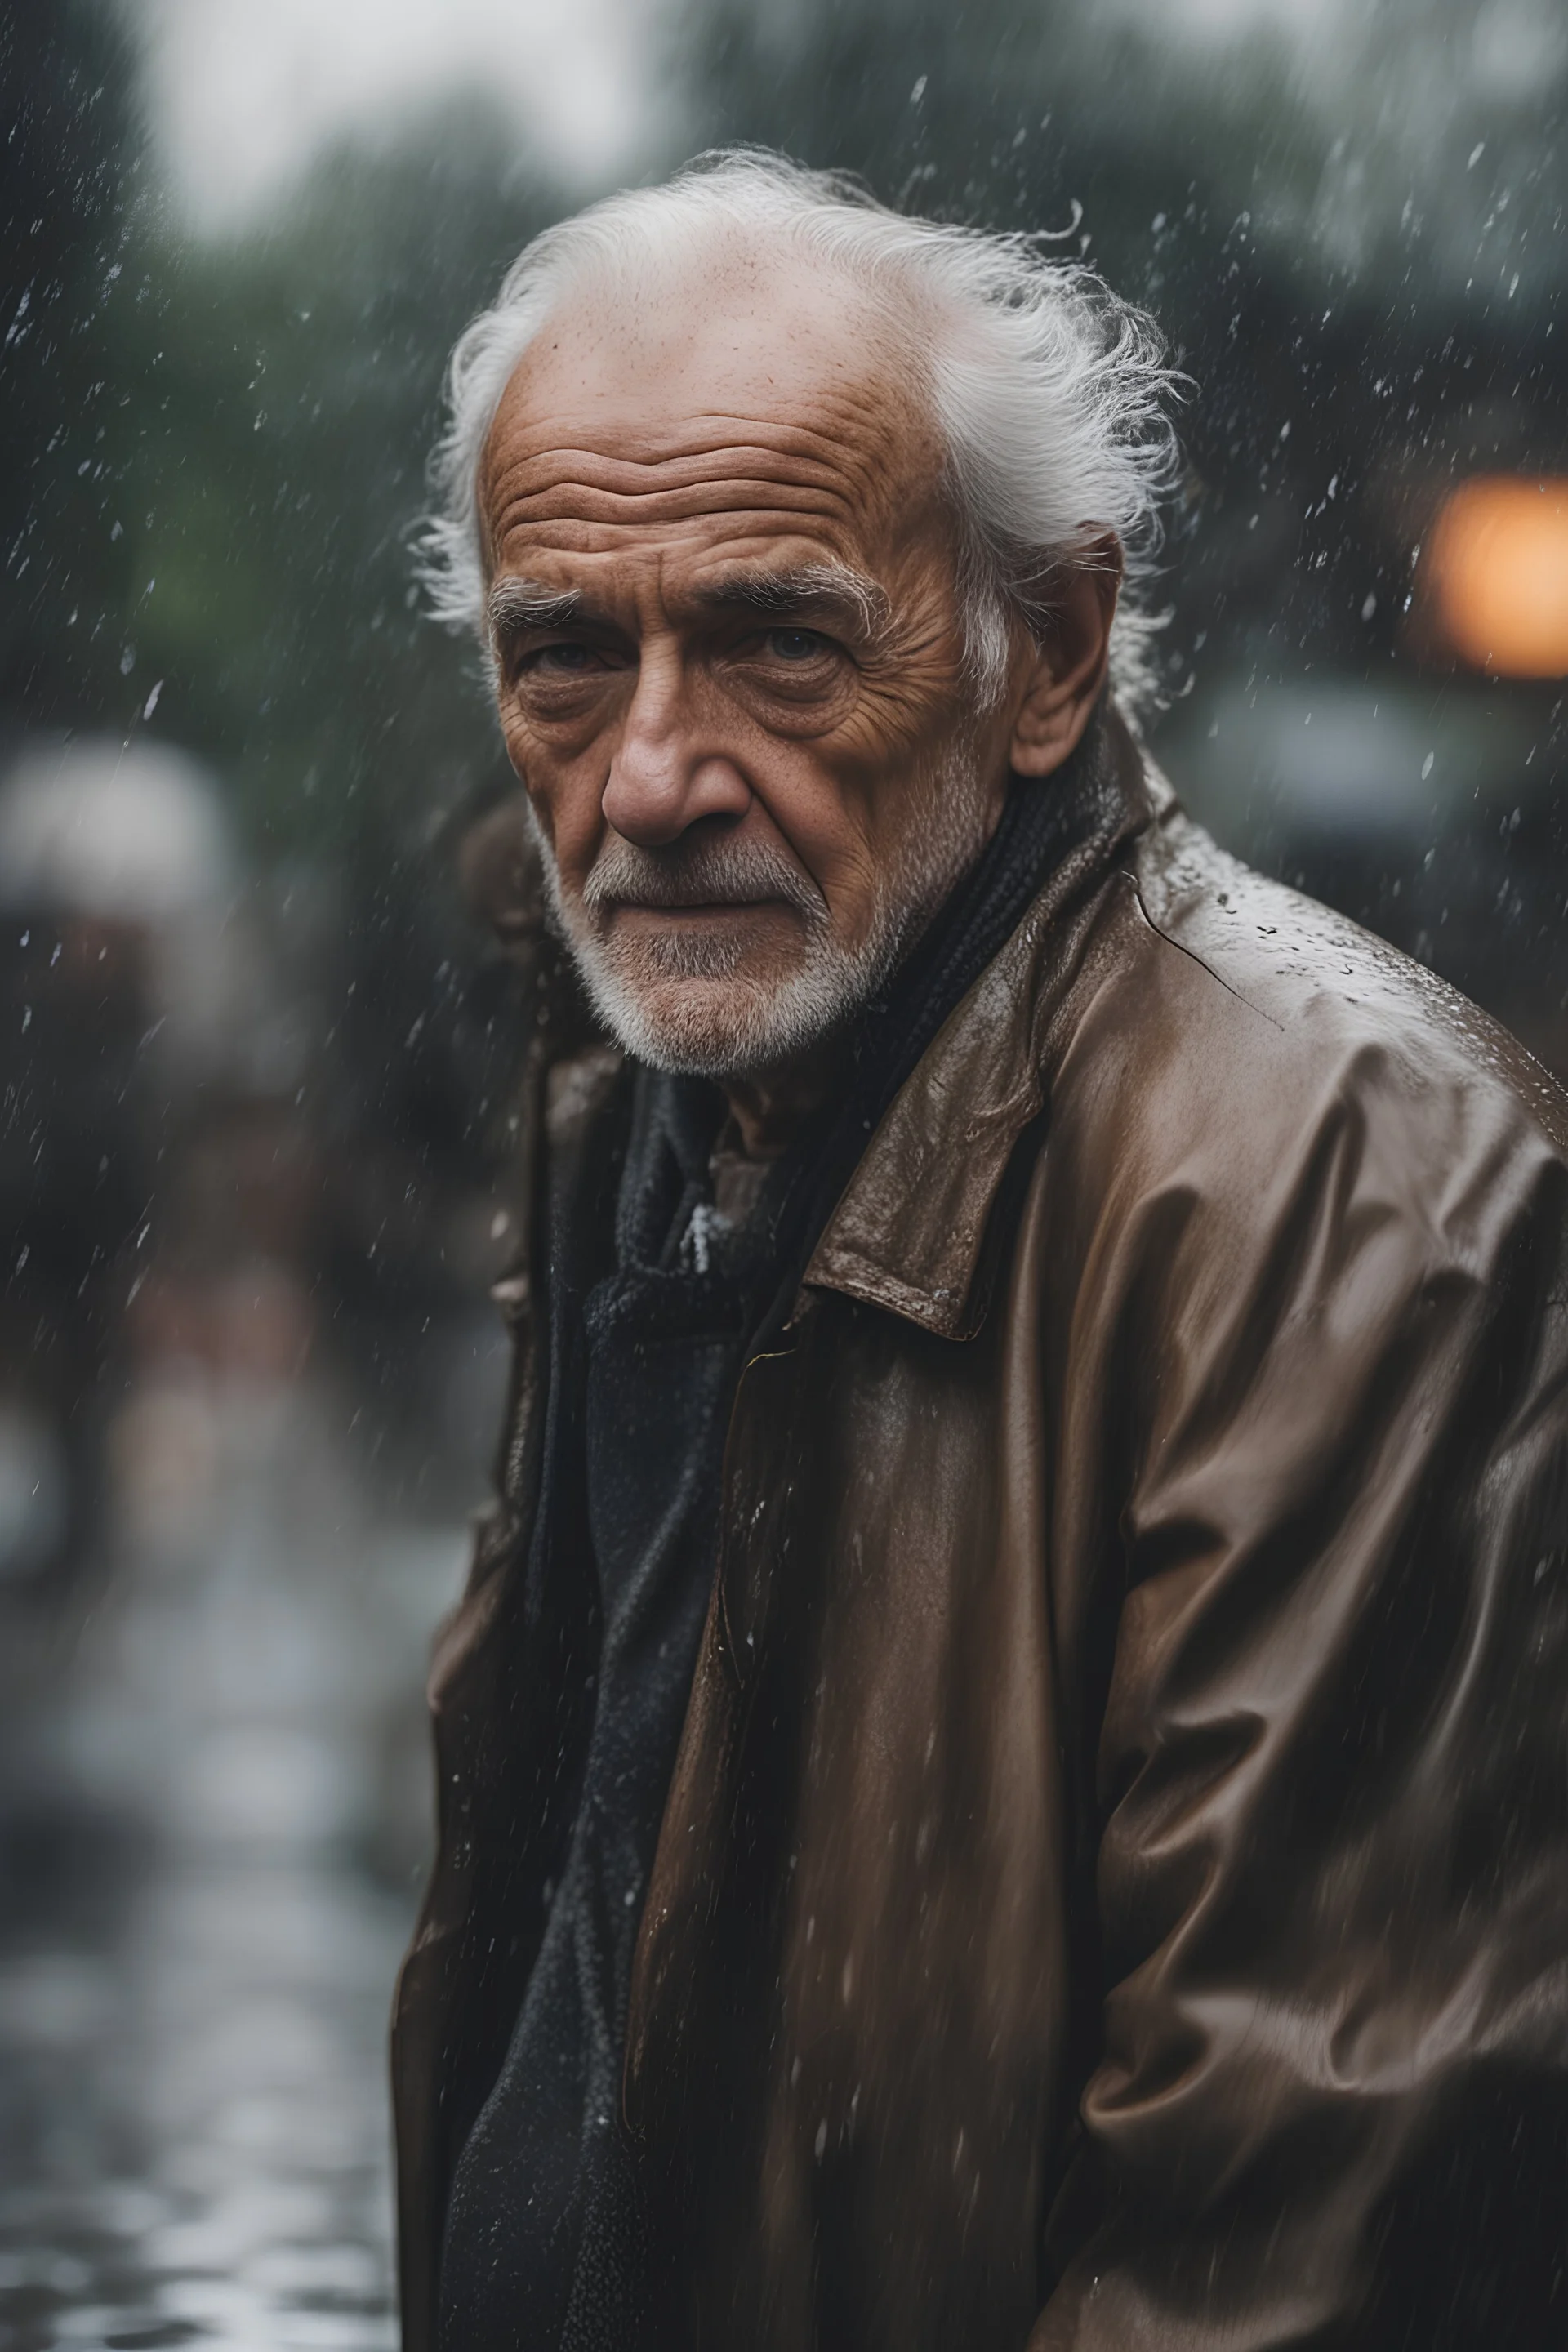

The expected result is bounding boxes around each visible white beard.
[531,738,995,1081]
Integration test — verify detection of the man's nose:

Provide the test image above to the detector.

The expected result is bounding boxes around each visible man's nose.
[600,648,751,847]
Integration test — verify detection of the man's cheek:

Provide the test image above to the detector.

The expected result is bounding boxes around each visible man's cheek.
[767,751,891,889]
[534,763,610,882]
[494,724,558,851]
[497,718,564,819]
[497,706,536,786]
[852,673,956,763]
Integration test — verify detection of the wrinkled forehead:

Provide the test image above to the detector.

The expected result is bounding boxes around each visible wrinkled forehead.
[477,249,951,572]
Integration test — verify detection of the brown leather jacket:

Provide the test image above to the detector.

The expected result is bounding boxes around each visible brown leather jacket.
[394,721,1568,2348]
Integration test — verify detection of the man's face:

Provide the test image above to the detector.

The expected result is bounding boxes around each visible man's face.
[478,260,1019,1079]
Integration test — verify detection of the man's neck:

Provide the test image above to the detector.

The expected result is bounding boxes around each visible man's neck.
[721,1038,849,1158]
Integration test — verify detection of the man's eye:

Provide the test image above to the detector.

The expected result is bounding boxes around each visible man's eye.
[519,641,599,675]
[764,628,829,663]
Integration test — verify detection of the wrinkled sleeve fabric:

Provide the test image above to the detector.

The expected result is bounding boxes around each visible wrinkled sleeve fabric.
[1037,1035,1568,2349]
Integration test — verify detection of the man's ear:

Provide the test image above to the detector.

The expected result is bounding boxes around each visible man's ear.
[1009,540,1122,777]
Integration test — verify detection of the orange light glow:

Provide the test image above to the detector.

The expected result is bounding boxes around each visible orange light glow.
[1424,475,1568,679]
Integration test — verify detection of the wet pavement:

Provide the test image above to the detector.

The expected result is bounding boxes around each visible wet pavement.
[0,1354,476,2352]
[0,1849,408,2350]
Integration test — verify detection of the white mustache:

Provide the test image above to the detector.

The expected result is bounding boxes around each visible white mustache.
[580,835,826,924]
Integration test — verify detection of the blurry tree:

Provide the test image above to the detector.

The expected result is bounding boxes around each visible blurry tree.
[0,0,145,734]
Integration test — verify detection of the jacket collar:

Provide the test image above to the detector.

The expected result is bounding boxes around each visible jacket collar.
[803,714,1162,1339]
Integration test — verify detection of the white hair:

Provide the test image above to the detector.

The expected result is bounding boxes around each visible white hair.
[416,148,1184,719]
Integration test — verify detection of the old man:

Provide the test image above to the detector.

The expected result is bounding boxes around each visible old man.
[394,154,1568,2349]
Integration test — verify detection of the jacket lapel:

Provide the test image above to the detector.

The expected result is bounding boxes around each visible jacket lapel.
[804,720,1161,1339]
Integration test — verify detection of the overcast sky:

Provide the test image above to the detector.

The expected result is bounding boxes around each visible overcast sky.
[138,0,1557,242]
[140,0,1368,233]
[140,0,657,230]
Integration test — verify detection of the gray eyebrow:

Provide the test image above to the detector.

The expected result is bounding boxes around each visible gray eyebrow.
[485,562,893,648]
[487,577,585,640]
[692,564,891,642]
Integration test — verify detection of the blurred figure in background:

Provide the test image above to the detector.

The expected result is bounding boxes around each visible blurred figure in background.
[0,737,232,1591]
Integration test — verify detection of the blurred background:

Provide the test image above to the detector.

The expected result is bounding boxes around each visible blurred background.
[0,1,1564,2344]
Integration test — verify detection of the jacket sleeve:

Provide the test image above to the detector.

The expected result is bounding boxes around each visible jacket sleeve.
[1036,1043,1568,2349]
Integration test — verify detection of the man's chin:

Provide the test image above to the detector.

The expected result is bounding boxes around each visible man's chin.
[572,954,877,1082]
[586,974,804,1080]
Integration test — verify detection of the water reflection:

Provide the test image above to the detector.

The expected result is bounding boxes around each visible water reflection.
[0,1335,471,2350]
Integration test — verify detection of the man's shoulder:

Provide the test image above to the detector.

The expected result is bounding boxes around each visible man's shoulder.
[1054,800,1568,1211]
[1140,805,1561,1129]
